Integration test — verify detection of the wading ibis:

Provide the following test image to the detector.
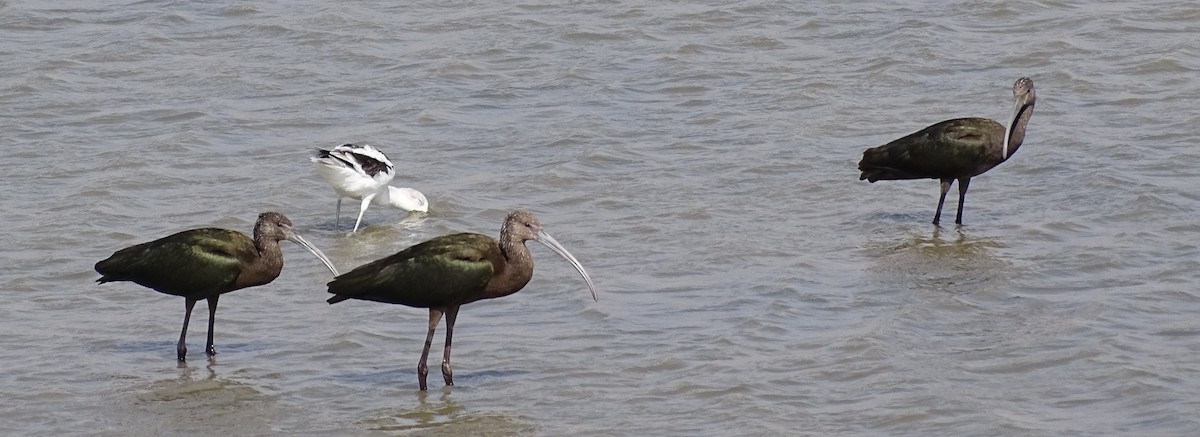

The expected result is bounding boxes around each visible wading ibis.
[326,210,597,390]
[858,77,1036,225]
[311,143,428,233]
[95,212,339,361]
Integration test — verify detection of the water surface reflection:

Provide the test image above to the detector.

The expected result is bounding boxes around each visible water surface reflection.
[119,363,280,435]
[866,227,1011,298]
[359,391,537,435]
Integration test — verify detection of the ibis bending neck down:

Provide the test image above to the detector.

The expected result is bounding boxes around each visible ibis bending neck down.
[311,143,429,233]
[326,210,598,390]
[858,77,1036,225]
[94,212,339,361]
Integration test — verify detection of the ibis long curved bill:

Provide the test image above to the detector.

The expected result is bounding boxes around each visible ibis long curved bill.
[286,232,339,276]
[535,230,598,302]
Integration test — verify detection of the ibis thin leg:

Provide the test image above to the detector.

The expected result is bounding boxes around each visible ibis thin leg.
[417,309,444,391]
[441,305,460,387]
[178,299,198,362]
[955,177,971,225]
[205,295,219,357]
[933,178,953,225]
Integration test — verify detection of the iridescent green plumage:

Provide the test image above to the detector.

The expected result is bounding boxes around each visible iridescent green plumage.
[96,228,262,299]
[859,117,1004,182]
[326,233,500,308]
[858,78,1036,225]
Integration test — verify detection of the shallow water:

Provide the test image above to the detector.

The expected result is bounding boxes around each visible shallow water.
[2,0,1199,435]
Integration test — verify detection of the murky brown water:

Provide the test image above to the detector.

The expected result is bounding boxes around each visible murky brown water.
[3,0,1199,435]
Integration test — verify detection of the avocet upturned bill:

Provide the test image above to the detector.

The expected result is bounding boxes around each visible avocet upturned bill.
[310,143,429,232]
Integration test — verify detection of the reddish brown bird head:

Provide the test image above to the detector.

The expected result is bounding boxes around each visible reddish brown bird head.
[500,210,542,243]
[254,212,339,275]
[254,212,294,241]
[501,210,598,302]
[1002,77,1036,160]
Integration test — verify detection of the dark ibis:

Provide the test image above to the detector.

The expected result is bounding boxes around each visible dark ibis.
[311,143,428,232]
[858,77,1036,225]
[95,212,339,361]
[326,210,598,390]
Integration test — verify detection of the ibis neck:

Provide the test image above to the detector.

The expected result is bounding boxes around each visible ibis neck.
[234,230,285,290]
[482,234,534,301]
[1005,103,1034,160]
